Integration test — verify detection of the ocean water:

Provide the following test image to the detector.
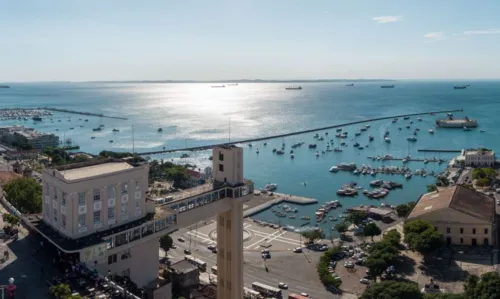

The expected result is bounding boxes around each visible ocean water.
[1,81,499,233]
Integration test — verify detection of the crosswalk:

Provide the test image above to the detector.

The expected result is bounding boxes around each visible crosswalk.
[184,223,303,250]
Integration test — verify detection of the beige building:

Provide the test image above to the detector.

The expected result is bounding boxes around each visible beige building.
[461,148,495,167]
[33,146,253,299]
[407,185,496,246]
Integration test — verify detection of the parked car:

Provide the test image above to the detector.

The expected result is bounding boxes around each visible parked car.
[278,282,288,289]
[177,237,185,242]
[360,278,370,284]
[293,247,303,253]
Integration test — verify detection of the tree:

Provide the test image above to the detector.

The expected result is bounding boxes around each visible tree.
[465,272,500,299]
[424,294,466,299]
[360,281,422,299]
[426,184,438,192]
[367,238,400,265]
[476,178,489,187]
[301,230,325,244]
[160,235,173,252]
[404,220,444,255]
[396,204,411,218]
[3,177,42,214]
[365,258,387,278]
[2,213,19,226]
[317,247,343,289]
[383,229,402,247]
[50,283,72,299]
[334,222,348,234]
[464,274,478,299]
[363,222,382,241]
[346,210,366,227]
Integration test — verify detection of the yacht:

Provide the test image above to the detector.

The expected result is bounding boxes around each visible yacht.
[334,147,342,152]
[345,83,354,87]
[285,86,302,90]
[157,128,163,132]
[93,127,102,132]
[112,128,120,132]
[91,136,96,139]
[407,136,417,142]
[353,143,360,147]
[369,135,374,141]
[480,129,485,133]
[418,117,422,121]
[265,183,278,191]
[429,129,434,134]
[384,137,391,143]
[69,127,74,130]
[381,85,395,88]
[355,132,361,136]
[405,173,412,179]
[329,166,339,172]
[32,116,42,121]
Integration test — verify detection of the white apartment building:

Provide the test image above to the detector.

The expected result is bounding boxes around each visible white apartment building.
[462,148,495,167]
[40,158,176,287]
[0,125,59,149]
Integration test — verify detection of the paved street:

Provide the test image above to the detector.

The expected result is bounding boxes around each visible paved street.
[169,221,342,299]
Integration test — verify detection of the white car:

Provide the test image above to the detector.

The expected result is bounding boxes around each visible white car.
[293,247,303,253]
[278,282,288,289]
[344,261,354,268]
[301,293,310,298]
[207,244,216,250]
[360,278,370,284]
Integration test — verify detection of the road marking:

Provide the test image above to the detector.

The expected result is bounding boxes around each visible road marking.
[250,231,302,246]
[265,231,287,243]
[186,231,212,243]
[247,228,303,243]
[244,230,282,249]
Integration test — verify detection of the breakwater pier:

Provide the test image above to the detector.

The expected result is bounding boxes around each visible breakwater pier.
[39,107,128,120]
[417,149,461,153]
[137,108,463,155]
[244,193,318,217]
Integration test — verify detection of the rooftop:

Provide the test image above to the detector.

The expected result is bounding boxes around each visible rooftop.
[59,162,134,180]
[170,260,199,275]
[27,212,156,252]
[407,185,495,222]
[465,149,495,156]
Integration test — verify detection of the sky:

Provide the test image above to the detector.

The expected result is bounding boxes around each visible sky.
[1,0,500,81]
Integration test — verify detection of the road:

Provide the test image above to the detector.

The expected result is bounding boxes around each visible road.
[169,230,341,299]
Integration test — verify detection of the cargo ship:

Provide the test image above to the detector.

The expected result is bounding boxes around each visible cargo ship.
[435,116,477,128]
[381,85,395,88]
[0,85,10,88]
[285,86,302,90]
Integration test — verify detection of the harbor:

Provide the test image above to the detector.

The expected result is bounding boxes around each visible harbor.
[39,107,128,120]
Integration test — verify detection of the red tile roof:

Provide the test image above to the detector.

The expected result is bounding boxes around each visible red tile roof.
[185,169,201,178]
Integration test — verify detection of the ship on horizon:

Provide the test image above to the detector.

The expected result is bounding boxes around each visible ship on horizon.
[285,86,302,90]
[0,85,10,89]
[380,85,395,88]
[454,85,469,89]
[211,85,225,88]
[345,83,354,86]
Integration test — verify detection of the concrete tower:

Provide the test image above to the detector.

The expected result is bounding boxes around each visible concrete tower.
[212,146,245,299]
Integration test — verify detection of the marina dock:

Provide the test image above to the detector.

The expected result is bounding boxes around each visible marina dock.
[243,193,317,217]
[137,108,464,155]
[417,149,462,153]
[39,107,128,120]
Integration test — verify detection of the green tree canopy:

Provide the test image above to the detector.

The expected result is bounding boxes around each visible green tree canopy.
[424,294,466,299]
[3,177,42,213]
[472,168,496,180]
[360,281,422,299]
[334,222,348,234]
[365,258,387,278]
[383,229,402,247]
[2,213,19,226]
[465,272,500,299]
[363,222,382,241]
[50,283,72,299]
[160,235,173,252]
[346,210,366,226]
[426,184,438,192]
[302,229,325,244]
[404,220,444,255]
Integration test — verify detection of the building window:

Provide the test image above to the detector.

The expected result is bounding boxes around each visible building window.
[485,228,489,234]
[78,192,86,206]
[93,211,101,223]
[446,227,450,234]
[473,228,476,234]
[121,182,128,194]
[78,214,86,227]
[219,152,224,161]
[93,188,101,201]
[61,214,66,228]
[108,185,115,199]
[460,228,464,234]
[108,254,117,265]
[219,164,224,172]
[46,205,50,217]
[53,208,57,222]
[54,187,58,199]
[108,207,115,220]
[121,202,128,218]
[61,192,67,206]
[460,238,464,244]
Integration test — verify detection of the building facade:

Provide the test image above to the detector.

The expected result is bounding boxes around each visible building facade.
[463,149,495,167]
[0,125,59,149]
[407,185,496,246]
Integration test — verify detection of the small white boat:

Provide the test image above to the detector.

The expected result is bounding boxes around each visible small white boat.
[264,183,278,191]
[428,129,434,134]
[256,149,259,154]
[407,136,417,142]
[384,137,391,143]
[405,173,412,179]
[329,166,339,172]
[418,117,422,121]
[480,129,485,133]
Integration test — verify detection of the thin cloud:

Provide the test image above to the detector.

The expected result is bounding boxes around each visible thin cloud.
[463,28,500,35]
[372,16,403,24]
[424,32,446,41]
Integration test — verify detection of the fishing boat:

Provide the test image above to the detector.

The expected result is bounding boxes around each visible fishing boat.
[112,128,119,132]
[384,137,391,143]
[93,127,102,132]
[264,183,278,191]
[157,128,163,132]
[429,129,434,134]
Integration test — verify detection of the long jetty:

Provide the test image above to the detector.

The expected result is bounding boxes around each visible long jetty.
[137,108,463,155]
[39,107,128,120]
[417,149,462,153]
